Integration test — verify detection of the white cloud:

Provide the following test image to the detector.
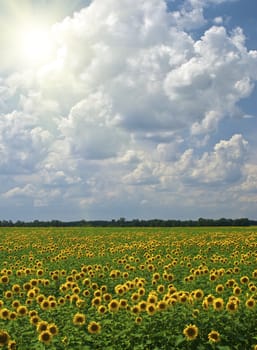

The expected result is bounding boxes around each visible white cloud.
[213,16,223,25]
[2,183,61,207]
[164,26,257,132]
[0,0,257,219]
[169,7,206,30]
[41,1,257,142]
[59,90,129,160]
[180,134,248,184]
[0,110,51,173]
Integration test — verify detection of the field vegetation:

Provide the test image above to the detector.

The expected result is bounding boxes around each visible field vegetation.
[0,226,257,349]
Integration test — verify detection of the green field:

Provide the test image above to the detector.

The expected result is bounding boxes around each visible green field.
[0,226,257,349]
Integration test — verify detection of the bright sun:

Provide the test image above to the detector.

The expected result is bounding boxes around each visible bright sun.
[19,26,53,65]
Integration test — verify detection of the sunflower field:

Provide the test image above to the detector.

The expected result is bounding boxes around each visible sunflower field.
[0,226,257,349]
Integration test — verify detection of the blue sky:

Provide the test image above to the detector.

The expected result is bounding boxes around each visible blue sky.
[0,0,257,221]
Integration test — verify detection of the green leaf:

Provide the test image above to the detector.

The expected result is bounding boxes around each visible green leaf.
[175,335,185,346]
[217,346,231,350]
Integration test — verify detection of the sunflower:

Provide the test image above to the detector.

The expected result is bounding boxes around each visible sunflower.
[131,305,140,314]
[208,330,220,343]
[29,277,37,286]
[36,269,44,277]
[97,305,107,314]
[43,279,50,287]
[36,321,48,333]
[50,300,57,309]
[215,284,224,294]
[23,282,32,291]
[88,321,101,334]
[240,276,249,284]
[209,274,217,281]
[40,299,50,311]
[72,286,80,294]
[4,291,13,299]
[0,308,10,320]
[36,294,45,304]
[192,309,199,318]
[202,299,209,310]
[115,285,125,295]
[233,267,240,274]
[226,279,236,288]
[245,298,255,309]
[26,298,33,306]
[205,294,215,304]
[30,315,41,326]
[70,294,80,304]
[82,289,91,297]
[73,313,86,326]
[249,285,257,293]
[58,297,65,305]
[147,294,158,304]
[168,285,177,294]
[17,306,28,317]
[228,296,240,306]
[27,289,36,298]
[226,300,238,313]
[91,296,101,307]
[102,293,112,302]
[167,296,177,307]
[11,284,21,293]
[233,286,241,296]
[7,339,17,350]
[193,289,204,301]
[0,330,10,346]
[38,330,52,345]
[108,299,120,313]
[157,284,165,294]
[135,316,143,324]
[213,298,224,311]
[82,278,91,286]
[94,290,102,297]
[183,324,199,341]
[11,300,20,309]
[0,275,9,284]
[138,301,147,312]
[91,282,98,290]
[47,323,59,336]
[59,284,68,293]
[179,293,188,303]
[8,311,17,321]
[29,310,38,317]
[157,300,167,311]
[146,303,156,316]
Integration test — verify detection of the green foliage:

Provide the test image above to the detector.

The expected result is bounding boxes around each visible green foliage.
[0,227,257,349]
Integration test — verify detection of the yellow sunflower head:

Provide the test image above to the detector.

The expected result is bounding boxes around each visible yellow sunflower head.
[38,330,52,345]
[0,330,10,346]
[73,313,86,326]
[208,330,220,343]
[183,324,199,341]
[88,321,101,334]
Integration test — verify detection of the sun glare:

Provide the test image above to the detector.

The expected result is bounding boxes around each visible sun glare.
[19,26,54,65]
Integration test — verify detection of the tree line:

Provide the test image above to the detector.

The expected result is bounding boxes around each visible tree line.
[0,217,256,227]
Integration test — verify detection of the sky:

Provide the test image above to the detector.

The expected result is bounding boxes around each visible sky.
[0,0,257,221]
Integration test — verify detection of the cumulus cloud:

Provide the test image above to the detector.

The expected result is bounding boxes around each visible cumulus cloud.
[59,90,129,160]
[188,134,248,184]
[0,0,257,219]
[164,26,257,132]
[36,0,257,143]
